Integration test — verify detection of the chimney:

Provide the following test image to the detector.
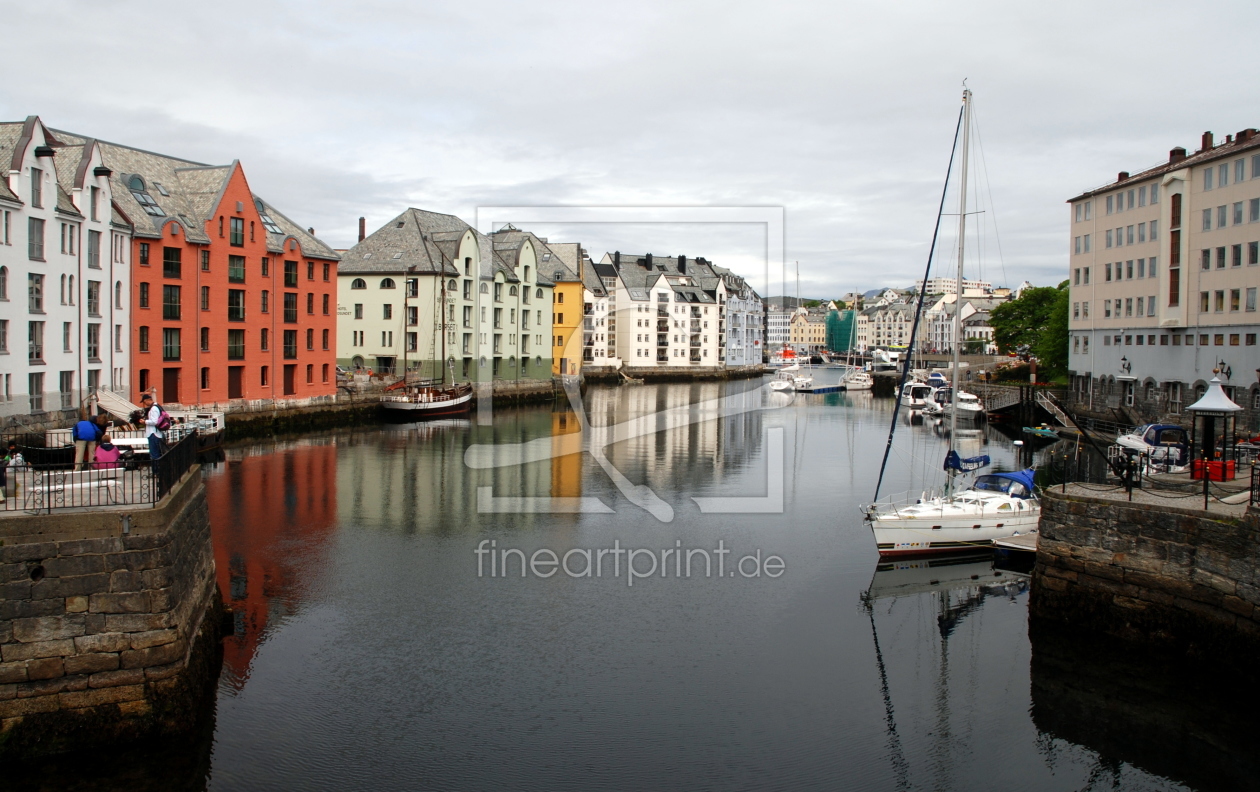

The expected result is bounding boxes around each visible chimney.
[678,255,687,273]
[1169,146,1187,165]
[358,217,366,242]
[1237,129,1257,143]
[613,251,621,270]
[1117,171,1129,182]
[308,227,315,235]
[1200,131,1214,151]
[645,253,653,268]
[1225,134,1234,144]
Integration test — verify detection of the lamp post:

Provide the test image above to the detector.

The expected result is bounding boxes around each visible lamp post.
[1185,375,1242,510]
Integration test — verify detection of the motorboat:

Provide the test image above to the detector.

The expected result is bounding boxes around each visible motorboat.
[842,367,873,391]
[943,391,985,420]
[901,382,934,409]
[1115,423,1188,471]
[864,470,1040,556]
[769,365,800,392]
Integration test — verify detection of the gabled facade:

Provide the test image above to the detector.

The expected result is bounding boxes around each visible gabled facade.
[337,211,553,384]
[48,127,339,408]
[0,116,133,419]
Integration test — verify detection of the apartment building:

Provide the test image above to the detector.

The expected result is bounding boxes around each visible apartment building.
[32,126,340,408]
[337,210,553,383]
[591,253,725,367]
[538,240,587,376]
[0,116,133,421]
[1067,129,1260,426]
[788,310,826,353]
[914,276,992,295]
[707,265,763,366]
[766,309,791,350]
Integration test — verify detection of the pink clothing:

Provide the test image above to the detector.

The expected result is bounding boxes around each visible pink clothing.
[93,444,122,469]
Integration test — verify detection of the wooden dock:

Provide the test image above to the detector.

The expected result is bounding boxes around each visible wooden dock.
[994,533,1038,552]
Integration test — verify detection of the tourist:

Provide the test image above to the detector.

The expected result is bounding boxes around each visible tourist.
[140,393,165,468]
[94,435,121,470]
[72,412,104,470]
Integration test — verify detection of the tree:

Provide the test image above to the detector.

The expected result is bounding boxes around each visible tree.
[1032,284,1069,378]
[988,282,1068,360]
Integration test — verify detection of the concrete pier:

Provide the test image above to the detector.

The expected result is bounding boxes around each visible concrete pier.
[0,468,221,759]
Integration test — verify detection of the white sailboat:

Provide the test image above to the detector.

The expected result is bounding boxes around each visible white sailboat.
[862,87,1039,557]
[840,295,873,390]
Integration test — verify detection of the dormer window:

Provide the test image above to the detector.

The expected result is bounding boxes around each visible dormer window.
[128,176,165,217]
[254,200,283,234]
[154,182,170,196]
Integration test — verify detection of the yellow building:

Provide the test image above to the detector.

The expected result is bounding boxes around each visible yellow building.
[789,310,827,352]
[539,242,587,375]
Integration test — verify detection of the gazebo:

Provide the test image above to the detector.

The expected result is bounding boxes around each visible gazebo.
[1185,375,1242,507]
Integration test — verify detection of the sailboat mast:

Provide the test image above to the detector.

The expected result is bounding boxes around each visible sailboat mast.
[439,272,447,386]
[948,88,972,479]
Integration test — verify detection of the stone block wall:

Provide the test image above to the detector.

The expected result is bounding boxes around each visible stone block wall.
[0,469,220,758]
[1030,490,1260,661]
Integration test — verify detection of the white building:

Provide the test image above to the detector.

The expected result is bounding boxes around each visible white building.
[708,264,763,366]
[914,276,993,294]
[0,116,132,421]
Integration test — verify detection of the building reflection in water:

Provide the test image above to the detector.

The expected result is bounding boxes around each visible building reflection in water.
[203,438,339,689]
[1029,619,1260,792]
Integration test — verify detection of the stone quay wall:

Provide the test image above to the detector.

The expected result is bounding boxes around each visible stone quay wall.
[582,364,764,384]
[0,469,220,758]
[1030,489,1260,661]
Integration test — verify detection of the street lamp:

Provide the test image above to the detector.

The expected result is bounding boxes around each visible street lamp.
[1119,356,1131,374]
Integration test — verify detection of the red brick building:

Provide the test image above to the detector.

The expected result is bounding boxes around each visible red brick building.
[52,132,339,406]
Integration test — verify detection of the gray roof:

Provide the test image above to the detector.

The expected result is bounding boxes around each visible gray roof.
[42,125,336,259]
[595,252,720,303]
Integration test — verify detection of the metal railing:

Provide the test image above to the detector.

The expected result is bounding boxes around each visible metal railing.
[0,431,198,514]
[1252,464,1259,509]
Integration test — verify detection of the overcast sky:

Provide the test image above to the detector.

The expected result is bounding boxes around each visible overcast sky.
[5,0,1259,299]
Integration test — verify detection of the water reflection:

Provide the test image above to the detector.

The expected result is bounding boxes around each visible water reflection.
[1030,621,1260,792]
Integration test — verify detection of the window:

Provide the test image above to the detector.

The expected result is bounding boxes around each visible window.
[1204,168,1214,190]
[1218,205,1227,229]
[307,262,315,281]
[261,290,269,313]
[306,364,313,384]
[1105,262,1112,281]
[383,304,392,320]
[1248,287,1257,312]
[261,365,269,386]
[1234,202,1244,226]
[323,262,330,281]
[379,277,396,289]
[306,328,314,350]
[63,321,72,351]
[1149,220,1158,240]
[30,167,43,208]
[228,255,246,282]
[1127,225,1134,245]
[261,328,269,351]
[28,372,43,411]
[87,230,101,269]
[1233,244,1243,267]
[162,285,181,320]
[1126,260,1133,279]
[1083,234,1091,252]
[494,283,503,301]
[1203,209,1212,231]
[115,281,122,310]
[1230,289,1241,311]
[163,247,181,278]
[322,294,330,315]
[307,293,314,314]
[1105,229,1113,248]
[1220,163,1229,187]
[1215,290,1225,312]
[283,330,297,359]
[228,289,246,321]
[351,278,366,289]
[28,273,43,312]
[139,326,149,352]
[200,326,210,352]
[284,292,298,323]
[229,217,244,246]
[0,320,6,352]
[1106,195,1113,214]
[322,329,329,350]
[201,285,210,311]
[87,281,101,316]
[284,260,298,287]
[28,218,45,260]
[1148,296,1155,316]
[1073,268,1080,285]
[1201,291,1210,312]
[261,257,270,277]
[1217,246,1227,268]
[162,328,181,361]
[1202,249,1211,270]
[354,303,363,319]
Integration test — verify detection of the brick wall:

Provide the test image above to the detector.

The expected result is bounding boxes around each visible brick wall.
[0,470,219,757]
[1030,490,1260,660]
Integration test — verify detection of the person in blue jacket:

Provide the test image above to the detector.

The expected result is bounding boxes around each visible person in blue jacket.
[72,413,104,470]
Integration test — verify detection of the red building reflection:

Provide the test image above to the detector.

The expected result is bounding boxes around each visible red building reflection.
[205,440,338,688]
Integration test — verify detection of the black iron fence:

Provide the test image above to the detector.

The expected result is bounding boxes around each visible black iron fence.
[0,431,199,514]
[1252,464,1259,509]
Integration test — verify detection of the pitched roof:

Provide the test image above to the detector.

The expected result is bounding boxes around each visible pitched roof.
[338,208,467,276]
[595,253,720,303]
[1068,129,1260,202]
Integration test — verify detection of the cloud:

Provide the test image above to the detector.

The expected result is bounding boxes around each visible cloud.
[5,0,1259,296]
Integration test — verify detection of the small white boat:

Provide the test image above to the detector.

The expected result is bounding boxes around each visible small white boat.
[842,367,873,391]
[900,382,933,409]
[943,391,984,419]
[769,365,799,392]
[1115,424,1189,472]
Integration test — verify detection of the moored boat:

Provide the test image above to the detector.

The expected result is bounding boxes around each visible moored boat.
[382,380,473,419]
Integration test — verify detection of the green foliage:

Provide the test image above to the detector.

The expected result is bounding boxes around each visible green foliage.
[1033,285,1070,377]
[987,281,1069,377]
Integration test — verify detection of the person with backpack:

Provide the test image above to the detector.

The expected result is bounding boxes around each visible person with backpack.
[140,392,170,468]
[72,411,105,470]
[94,435,122,470]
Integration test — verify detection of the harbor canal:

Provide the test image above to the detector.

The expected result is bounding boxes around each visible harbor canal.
[36,380,1253,790]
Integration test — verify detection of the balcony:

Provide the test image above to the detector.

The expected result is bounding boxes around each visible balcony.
[657,337,669,348]
[690,307,701,318]
[656,351,668,363]
[657,307,669,318]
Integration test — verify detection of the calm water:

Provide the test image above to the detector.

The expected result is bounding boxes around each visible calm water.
[35,378,1255,791]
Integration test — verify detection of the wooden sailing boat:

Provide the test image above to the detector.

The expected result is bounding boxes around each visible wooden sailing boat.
[382,267,473,419]
[860,87,1039,557]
